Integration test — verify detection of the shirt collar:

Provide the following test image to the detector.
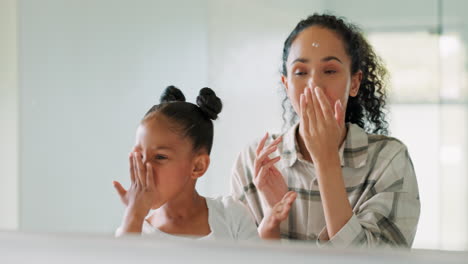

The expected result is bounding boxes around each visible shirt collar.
[279,122,369,169]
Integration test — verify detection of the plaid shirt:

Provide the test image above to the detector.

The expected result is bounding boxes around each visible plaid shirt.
[230,122,420,248]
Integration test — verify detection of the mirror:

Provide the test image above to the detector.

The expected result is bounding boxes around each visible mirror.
[1,0,467,252]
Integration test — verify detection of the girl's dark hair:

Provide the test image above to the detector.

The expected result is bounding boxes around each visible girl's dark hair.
[143,85,223,154]
[281,13,388,135]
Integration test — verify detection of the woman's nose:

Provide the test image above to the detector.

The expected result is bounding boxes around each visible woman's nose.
[307,72,323,89]
[307,77,314,88]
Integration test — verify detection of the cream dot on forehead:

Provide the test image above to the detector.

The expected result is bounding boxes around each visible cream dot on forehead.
[311,42,320,48]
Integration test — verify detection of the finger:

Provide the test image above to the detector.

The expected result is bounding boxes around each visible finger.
[262,156,281,170]
[283,191,297,206]
[135,152,147,187]
[300,93,310,133]
[334,99,345,127]
[277,203,292,220]
[145,163,154,190]
[265,135,283,150]
[311,86,324,124]
[256,132,269,156]
[306,87,317,127]
[129,153,136,184]
[113,181,127,198]
[276,192,296,219]
[315,87,334,123]
[254,145,278,176]
[258,144,278,165]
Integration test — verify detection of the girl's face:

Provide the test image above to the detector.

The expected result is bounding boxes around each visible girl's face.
[282,26,362,119]
[134,113,204,209]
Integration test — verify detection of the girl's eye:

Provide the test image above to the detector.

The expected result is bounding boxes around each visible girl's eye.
[155,155,167,160]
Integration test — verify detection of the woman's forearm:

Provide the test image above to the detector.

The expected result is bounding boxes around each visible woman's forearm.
[315,153,353,240]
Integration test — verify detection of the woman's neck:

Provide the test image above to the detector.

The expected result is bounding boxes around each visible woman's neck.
[296,123,348,163]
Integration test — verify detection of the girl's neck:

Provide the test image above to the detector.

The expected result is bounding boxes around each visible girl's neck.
[155,190,206,221]
[146,190,211,237]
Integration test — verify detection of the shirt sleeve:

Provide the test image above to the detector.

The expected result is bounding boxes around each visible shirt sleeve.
[226,197,261,241]
[316,146,420,248]
[229,146,265,226]
[230,151,246,202]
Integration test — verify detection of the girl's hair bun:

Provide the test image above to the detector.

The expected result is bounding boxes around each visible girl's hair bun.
[160,85,186,103]
[196,87,222,120]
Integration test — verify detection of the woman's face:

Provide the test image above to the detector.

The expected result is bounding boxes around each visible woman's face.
[282,26,361,119]
[134,113,198,209]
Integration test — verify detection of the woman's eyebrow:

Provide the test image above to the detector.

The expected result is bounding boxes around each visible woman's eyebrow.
[322,56,343,64]
[290,56,342,66]
[290,57,309,66]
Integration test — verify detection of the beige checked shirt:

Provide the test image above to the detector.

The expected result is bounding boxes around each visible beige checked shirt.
[230,122,420,248]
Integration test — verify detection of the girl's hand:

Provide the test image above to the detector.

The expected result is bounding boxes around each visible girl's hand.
[258,191,297,239]
[113,152,158,231]
[299,86,345,165]
[253,133,288,208]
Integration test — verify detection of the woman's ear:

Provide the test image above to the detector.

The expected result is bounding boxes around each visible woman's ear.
[281,75,289,91]
[191,154,210,180]
[349,70,362,97]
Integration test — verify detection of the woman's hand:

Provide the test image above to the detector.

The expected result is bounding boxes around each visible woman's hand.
[253,133,288,208]
[299,87,354,239]
[113,151,157,233]
[258,191,297,239]
[299,86,345,165]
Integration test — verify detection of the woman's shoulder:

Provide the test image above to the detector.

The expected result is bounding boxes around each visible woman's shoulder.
[366,132,409,158]
[348,123,409,158]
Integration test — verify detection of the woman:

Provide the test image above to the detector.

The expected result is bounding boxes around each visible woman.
[230,13,420,248]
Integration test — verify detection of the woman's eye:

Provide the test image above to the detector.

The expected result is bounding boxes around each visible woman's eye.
[294,71,307,76]
[155,155,167,160]
[324,70,337,74]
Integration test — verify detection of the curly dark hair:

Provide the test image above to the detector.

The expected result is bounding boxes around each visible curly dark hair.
[281,13,389,135]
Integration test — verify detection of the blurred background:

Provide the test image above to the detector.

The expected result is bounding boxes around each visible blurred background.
[0,0,467,251]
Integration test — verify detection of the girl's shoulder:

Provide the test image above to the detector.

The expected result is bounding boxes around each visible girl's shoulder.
[205,196,258,238]
[206,196,252,217]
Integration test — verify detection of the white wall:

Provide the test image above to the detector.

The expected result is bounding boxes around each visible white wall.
[0,0,18,230]
[18,0,209,232]
[12,0,468,251]
[202,0,325,197]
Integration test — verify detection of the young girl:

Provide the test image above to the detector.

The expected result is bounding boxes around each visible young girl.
[231,14,420,247]
[113,86,296,240]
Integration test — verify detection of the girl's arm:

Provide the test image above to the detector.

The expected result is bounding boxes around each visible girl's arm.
[113,151,157,235]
